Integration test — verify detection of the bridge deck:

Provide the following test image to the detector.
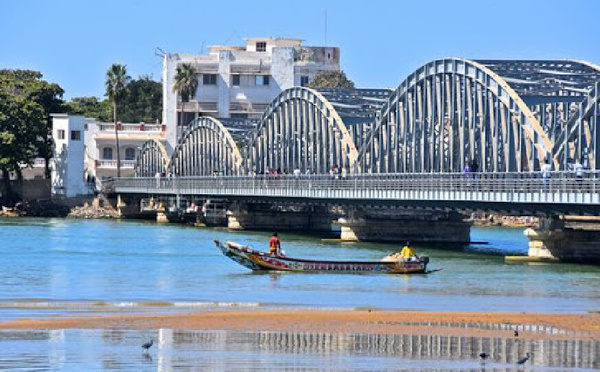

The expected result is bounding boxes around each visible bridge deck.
[108,172,600,215]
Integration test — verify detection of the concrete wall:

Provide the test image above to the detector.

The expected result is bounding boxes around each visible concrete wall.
[0,179,51,202]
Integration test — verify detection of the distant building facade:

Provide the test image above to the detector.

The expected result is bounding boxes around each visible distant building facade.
[50,114,87,197]
[47,115,167,196]
[43,37,339,192]
[162,37,340,149]
[83,120,167,180]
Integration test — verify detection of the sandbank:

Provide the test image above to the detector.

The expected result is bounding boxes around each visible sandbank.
[1,310,599,341]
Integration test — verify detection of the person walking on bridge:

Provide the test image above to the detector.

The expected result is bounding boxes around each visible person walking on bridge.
[541,159,551,191]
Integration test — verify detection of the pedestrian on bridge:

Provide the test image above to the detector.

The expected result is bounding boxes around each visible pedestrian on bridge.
[541,159,551,192]
[574,159,585,191]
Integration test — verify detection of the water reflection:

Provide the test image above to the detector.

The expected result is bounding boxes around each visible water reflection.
[0,326,598,371]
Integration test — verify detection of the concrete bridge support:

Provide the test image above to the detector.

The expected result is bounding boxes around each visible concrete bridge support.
[227,203,337,233]
[525,217,600,263]
[337,208,471,243]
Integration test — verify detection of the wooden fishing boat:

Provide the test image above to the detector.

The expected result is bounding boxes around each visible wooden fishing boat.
[215,240,429,274]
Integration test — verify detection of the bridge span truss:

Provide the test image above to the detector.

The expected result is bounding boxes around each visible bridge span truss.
[358,58,555,174]
[244,87,359,175]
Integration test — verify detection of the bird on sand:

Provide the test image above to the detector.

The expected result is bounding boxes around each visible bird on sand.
[479,352,489,363]
[517,352,530,365]
[141,339,154,352]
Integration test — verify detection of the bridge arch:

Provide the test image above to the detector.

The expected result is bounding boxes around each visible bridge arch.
[135,139,169,177]
[553,81,600,170]
[357,58,554,173]
[244,87,359,174]
[169,117,243,176]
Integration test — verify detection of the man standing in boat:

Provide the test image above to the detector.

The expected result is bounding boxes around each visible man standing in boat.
[269,232,282,256]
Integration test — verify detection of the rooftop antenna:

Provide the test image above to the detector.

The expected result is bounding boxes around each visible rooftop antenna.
[324,10,328,46]
[154,47,166,57]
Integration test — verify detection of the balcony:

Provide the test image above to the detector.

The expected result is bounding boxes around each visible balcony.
[230,64,272,74]
[179,102,218,113]
[97,159,136,169]
[229,102,269,113]
[98,122,164,133]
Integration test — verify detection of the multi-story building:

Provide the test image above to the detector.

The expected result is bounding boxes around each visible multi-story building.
[39,37,339,192]
[84,120,167,180]
[162,37,340,150]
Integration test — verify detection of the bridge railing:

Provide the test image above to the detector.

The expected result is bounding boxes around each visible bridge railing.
[110,171,599,196]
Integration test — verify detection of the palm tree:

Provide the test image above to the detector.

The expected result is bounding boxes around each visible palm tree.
[173,63,198,138]
[105,64,131,177]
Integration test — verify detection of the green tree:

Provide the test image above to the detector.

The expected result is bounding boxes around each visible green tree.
[67,96,111,121]
[105,64,130,178]
[0,89,46,201]
[307,70,355,89]
[173,63,198,135]
[119,75,162,123]
[0,69,65,179]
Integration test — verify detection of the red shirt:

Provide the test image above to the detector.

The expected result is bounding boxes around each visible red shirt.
[269,236,280,248]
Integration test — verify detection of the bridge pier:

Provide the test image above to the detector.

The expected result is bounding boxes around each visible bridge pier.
[227,203,336,232]
[338,208,470,243]
[524,216,600,263]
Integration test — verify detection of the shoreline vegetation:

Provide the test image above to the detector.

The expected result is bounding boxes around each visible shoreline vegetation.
[1,310,599,341]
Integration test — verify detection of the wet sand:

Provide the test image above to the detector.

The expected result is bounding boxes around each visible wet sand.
[1,310,599,341]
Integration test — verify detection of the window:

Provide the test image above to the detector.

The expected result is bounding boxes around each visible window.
[232,74,240,86]
[300,76,309,86]
[103,147,113,160]
[230,113,248,119]
[70,130,81,141]
[203,74,217,85]
[256,42,267,52]
[255,75,270,86]
[57,129,65,140]
[125,148,136,160]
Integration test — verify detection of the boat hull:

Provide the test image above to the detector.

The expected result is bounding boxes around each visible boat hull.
[215,240,428,274]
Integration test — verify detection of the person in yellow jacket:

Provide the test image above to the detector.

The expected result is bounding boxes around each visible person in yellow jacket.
[400,242,416,261]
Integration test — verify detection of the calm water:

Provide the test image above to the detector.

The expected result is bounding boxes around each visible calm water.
[1,217,600,370]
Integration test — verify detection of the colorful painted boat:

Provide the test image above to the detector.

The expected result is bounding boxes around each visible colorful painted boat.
[215,240,429,274]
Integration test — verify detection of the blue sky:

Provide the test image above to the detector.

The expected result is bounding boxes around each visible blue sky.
[2,0,599,100]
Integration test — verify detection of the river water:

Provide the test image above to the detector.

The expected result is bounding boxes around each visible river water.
[1,217,599,370]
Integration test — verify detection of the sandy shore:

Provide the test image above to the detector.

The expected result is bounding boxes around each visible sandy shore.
[1,310,599,341]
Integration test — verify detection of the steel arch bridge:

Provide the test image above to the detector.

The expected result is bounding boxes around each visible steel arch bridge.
[135,140,169,177]
[244,87,359,174]
[137,59,600,177]
[357,58,600,173]
[552,80,600,170]
[169,117,244,176]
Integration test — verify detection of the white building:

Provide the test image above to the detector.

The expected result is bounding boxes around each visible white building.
[84,120,166,180]
[50,114,88,197]
[45,37,339,190]
[162,37,340,150]
[47,115,167,192]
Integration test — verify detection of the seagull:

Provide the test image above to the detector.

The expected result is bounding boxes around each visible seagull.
[479,352,490,364]
[517,352,530,365]
[141,339,154,352]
